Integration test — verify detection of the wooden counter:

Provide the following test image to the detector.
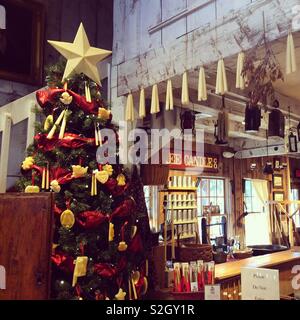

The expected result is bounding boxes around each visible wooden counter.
[215,249,300,298]
[151,246,300,299]
[215,249,300,281]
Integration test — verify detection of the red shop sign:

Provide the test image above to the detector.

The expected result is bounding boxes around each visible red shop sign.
[167,152,219,172]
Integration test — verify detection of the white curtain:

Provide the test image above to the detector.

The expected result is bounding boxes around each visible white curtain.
[245,180,272,246]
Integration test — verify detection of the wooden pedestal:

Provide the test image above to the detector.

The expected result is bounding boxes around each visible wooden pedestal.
[0,193,54,300]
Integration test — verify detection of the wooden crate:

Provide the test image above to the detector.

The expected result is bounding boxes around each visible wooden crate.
[0,193,54,300]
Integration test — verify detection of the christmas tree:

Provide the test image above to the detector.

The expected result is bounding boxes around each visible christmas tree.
[17,24,150,300]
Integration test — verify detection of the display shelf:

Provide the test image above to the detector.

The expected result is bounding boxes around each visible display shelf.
[166,187,198,191]
[173,219,198,225]
[174,234,196,240]
[167,206,197,210]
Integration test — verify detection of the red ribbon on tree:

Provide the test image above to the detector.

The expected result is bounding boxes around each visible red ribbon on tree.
[94,263,117,279]
[110,198,136,220]
[36,88,100,114]
[128,232,144,254]
[51,167,73,185]
[51,252,75,274]
[77,211,108,230]
[105,178,129,197]
[34,133,95,151]
[54,204,63,217]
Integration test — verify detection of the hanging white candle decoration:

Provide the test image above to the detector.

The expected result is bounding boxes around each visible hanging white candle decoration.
[198,67,207,101]
[139,87,146,118]
[47,109,65,139]
[165,79,174,111]
[125,93,134,121]
[94,123,99,146]
[46,164,50,190]
[85,81,92,102]
[215,58,228,95]
[235,52,246,90]
[97,123,102,146]
[150,84,160,114]
[91,170,98,196]
[181,71,190,105]
[58,109,68,139]
[286,32,297,75]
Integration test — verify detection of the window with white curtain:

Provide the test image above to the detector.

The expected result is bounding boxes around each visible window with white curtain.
[143,186,159,232]
[197,178,226,241]
[244,179,271,246]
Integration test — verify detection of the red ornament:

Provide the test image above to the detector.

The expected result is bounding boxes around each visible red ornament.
[36,88,63,108]
[128,232,144,254]
[36,88,99,114]
[77,211,108,230]
[51,167,73,185]
[105,178,128,197]
[110,198,136,220]
[51,252,75,274]
[34,133,95,151]
[94,263,117,279]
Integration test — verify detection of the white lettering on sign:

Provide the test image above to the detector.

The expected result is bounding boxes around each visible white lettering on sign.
[0,265,6,290]
[204,285,221,300]
[241,267,280,300]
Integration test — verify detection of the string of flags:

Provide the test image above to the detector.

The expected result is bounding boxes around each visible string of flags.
[125,32,297,122]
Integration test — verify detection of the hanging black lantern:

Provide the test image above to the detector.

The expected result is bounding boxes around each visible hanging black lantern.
[288,132,298,153]
[268,100,285,139]
[245,103,261,132]
[180,110,195,134]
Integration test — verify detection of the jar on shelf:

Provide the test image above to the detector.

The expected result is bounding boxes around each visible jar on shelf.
[177,176,182,188]
[182,176,187,187]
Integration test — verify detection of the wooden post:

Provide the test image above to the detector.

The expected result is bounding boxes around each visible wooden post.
[26,105,36,148]
[0,113,12,193]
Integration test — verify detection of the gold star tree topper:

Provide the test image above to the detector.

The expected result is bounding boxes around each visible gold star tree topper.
[48,23,112,85]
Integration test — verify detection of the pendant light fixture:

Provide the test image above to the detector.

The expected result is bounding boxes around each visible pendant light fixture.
[268,100,285,139]
[263,133,274,175]
[288,106,298,153]
[180,109,195,134]
[244,102,261,133]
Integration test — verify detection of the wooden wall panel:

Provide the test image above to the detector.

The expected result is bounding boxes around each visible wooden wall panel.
[0,193,53,300]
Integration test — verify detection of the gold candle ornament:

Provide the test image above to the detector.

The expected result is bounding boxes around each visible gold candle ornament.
[94,124,99,146]
[198,67,207,101]
[236,52,246,90]
[181,71,190,105]
[125,93,134,121]
[97,125,102,146]
[42,168,46,189]
[59,110,67,139]
[47,110,65,139]
[85,82,92,102]
[139,87,146,118]
[165,79,174,111]
[46,165,50,190]
[286,32,297,75]
[215,58,228,95]
[150,84,160,114]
